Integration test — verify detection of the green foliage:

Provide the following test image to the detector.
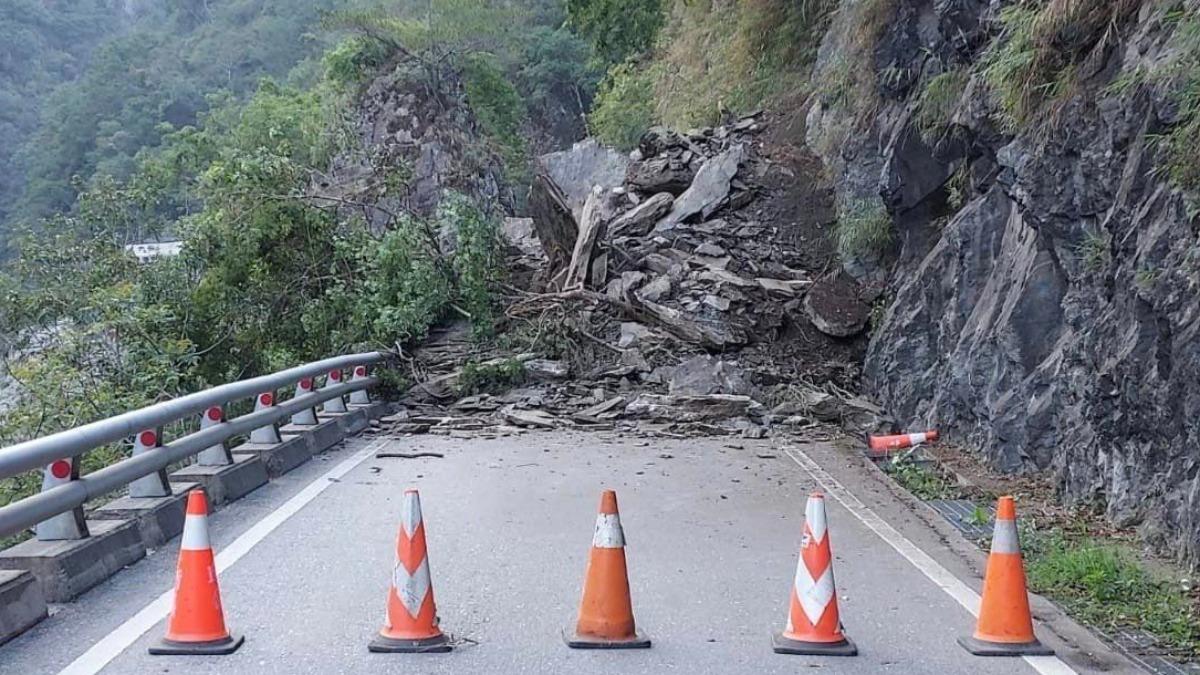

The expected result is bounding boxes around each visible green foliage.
[462,53,529,181]
[442,193,503,338]
[518,27,600,125]
[981,0,1142,132]
[567,0,665,66]
[0,0,124,225]
[1156,7,1200,196]
[456,358,526,395]
[589,60,657,150]
[652,0,837,128]
[9,0,354,225]
[1024,527,1200,653]
[1077,230,1109,271]
[916,70,967,144]
[946,163,971,211]
[324,36,394,86]
[883,455,960,500]
[835,196,893,260]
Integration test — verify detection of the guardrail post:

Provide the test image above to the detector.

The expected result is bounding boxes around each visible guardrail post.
[35,458,88,541]
[349,366,372,405]
[129,430,172,498]
[196,406,234,466]
[321,370,348,414]
[249,393,282,444]
[290,378,319,426]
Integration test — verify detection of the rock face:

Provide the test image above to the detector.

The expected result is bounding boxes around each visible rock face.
[538,137,629,218]
[319,59,509,229]
[808,0,1200,566]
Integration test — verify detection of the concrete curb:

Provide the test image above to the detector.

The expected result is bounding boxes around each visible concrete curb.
[0,570,46,646]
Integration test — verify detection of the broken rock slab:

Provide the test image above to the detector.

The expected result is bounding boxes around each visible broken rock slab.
[624,394,757,422]
[524,359,569,381]
[657,144,745,230]
[539,137,630,218]
[609,192,673,238]
[501,217,542,258]
[626,156,695,195]
[667,356,754,397]
[499,406,561,429]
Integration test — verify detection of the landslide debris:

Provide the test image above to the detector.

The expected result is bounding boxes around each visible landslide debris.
[387,113,882,440]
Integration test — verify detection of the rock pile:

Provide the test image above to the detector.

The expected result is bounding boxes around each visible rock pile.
[388,114,885,440]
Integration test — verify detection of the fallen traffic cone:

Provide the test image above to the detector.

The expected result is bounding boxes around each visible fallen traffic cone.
[150,490,244,655]
[369,489,451,653]
[773,492,857,656]
[959,496,1053,656]
[868,430,938,452]
[565,490,650,649]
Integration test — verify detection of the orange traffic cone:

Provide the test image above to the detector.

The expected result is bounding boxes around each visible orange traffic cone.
[565,490,651,649]
[868,430,939,452]
[959,496,1053,656]
[773,492,857,656]
[369,489,451,653]
[149,490,244,655]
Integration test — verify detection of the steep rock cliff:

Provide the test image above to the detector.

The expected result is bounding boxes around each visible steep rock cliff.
[806,0,1200,566]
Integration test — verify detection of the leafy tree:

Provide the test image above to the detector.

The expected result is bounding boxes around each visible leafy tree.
[589,59,657,150]
[518,26,598,130]
[567,0,664,66]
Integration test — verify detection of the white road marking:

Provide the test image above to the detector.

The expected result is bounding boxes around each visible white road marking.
[57,438,387,675]
[783,445,1078,675]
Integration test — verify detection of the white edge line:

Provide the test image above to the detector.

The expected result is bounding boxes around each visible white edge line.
[57,438,387,675]
[783,445,1077,675]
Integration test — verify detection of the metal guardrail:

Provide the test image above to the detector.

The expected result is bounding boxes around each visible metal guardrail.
[0,352,387,539]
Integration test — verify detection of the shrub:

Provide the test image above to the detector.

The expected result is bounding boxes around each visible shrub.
[461,53,528,180]
[1025,530,1200,652]
[323,36,392,86]
[982,0,1142,131]
[567,0,665,66]
[440,193,503,338]
[916,70,967,143]
[1157,8,1200,196]
[589,60,657,150]
[835,196,893,260]
[456,358,526,394]
[653,0,837,128]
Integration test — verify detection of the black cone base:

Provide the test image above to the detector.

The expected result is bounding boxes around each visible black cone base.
[958,635,1054,656]
[368,632,452,653]
[149,633,244,656]
[564,626,652,649]
[773,632,857,656]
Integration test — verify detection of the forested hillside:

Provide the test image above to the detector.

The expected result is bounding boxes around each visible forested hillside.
[1,0,378,242]
[0,0,131,233]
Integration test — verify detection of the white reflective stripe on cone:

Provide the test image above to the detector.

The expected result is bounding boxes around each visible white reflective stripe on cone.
[909,432,928,444]
[990,518,1020,554]
[796,565,835,626]
[401,492,423,538]
[592,513,625,548]
[393,558,432,618]
[179,514,211,551]
[806,496,827,542]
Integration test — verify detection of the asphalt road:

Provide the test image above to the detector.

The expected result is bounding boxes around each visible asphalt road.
[0,431,1138,674]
